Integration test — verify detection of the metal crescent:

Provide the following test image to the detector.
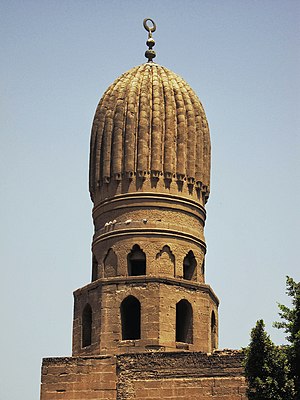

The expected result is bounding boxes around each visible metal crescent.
[143,18,156,33]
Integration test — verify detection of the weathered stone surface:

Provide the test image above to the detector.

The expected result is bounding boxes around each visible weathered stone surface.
[40,351,247,400]
[89,64,210,204]
[40,356,117,399]
[72,278,218,355]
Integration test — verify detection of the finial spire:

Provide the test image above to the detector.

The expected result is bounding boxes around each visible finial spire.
[143,18,156,62]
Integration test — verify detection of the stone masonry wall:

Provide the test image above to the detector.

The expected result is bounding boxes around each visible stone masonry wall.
[40,350,247,400]
[40,356,117,400]
[117,350,247,399]
[72,279,218,356]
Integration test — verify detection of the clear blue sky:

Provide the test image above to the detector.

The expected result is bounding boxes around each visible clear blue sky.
[1,1,299,399]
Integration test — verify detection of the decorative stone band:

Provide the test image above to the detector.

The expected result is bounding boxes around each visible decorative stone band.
[92,228,207,252]
[94,172,209,193]
[73,275,219,306]
[92,192,206,220]
[92,192,207,251]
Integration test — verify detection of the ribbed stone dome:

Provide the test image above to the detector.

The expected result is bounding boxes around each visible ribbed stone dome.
[89,63,211,202]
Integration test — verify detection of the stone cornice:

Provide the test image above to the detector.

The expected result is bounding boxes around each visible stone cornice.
[92,227,207,251]
[92,191,206,219]
[73,275,219,305]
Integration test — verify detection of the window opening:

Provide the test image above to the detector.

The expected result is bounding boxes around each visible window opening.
[176,299,193,343]
[211,311,217,350]
[121,296,141,340]
[183,251,197,280]
[82,304,92,347]
[128,245,146,276]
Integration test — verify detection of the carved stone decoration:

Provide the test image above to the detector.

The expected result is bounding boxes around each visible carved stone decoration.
[89,64,211,204]
[103,248,118,277]
[171,245,186,278]
[156,245,175,277]
[194,250,205,283]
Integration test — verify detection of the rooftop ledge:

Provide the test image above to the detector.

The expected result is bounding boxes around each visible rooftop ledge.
[73,275,219,305]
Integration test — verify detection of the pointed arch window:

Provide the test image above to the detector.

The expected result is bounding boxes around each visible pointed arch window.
[82,304,92,347]
[183,251,197,280]
[121,296,141,340]
[127,245,146,276]
[176,299,193,343]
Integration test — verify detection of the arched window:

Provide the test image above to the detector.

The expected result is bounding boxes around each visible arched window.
[128,245,146,276]
[211,311,217,351]
[82,304,92,347]
[120,296,141,340]
[183,251,197,280]
[176,299,193,343]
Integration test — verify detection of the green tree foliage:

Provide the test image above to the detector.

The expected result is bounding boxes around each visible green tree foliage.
[244,320,294,400]
[274,276,300,399]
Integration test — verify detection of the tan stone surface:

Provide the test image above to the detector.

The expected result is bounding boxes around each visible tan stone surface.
[72,277,218,355]
[41,351,246,400]
[40,356,117,400]
[89,64,210,205]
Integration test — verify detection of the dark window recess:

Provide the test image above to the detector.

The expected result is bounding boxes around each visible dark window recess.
[121,296,141,340]
[183,251,197,280]
[128,245,146,276]
[91,255,98,281]
[176,299,193,343]
[211,311,217,350]
[82,304,92,347]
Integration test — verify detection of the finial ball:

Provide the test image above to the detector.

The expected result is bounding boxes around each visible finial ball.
[146,38,155,48]
[145,49,156,62]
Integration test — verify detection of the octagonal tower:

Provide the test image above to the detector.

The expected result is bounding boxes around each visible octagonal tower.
[72,21,219,356]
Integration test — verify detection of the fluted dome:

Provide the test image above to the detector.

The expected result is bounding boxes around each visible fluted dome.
[89,63,211,202]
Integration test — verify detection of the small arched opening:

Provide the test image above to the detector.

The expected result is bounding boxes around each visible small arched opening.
[82,304,92,347]
[120,296,141,340]
[183,251,197,280]
[211,310,217,351]
[128,245,146,276]
[176,299,193,343]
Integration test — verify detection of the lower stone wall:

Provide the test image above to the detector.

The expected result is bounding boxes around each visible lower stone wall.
[40,356,117,400]
[117,350,247,399]
[128,377,245,400]
[40,350,247,400]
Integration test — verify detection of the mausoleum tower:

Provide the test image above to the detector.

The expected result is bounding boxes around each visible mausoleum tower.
[72,19,219,356]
